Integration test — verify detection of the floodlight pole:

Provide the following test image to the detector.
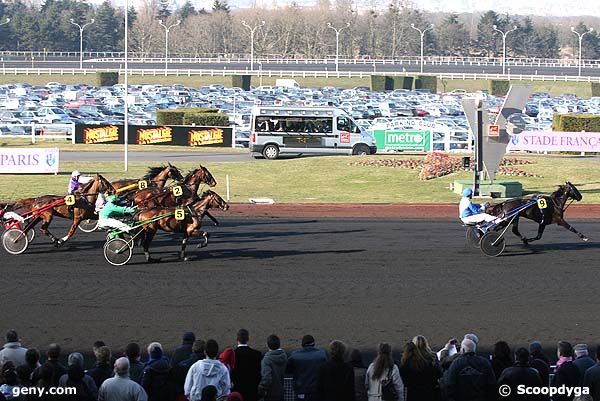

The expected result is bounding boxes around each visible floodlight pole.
[69,18,95,69]
[492,24,518,75]
[327,22,350,73]
[410,23,434,73]
[571,26,594,76]
[241,20,265,71]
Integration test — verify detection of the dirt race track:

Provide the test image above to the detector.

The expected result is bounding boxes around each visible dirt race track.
[1,216,599,355]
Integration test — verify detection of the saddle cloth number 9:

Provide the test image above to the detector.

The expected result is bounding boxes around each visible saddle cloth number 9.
[175,209,185,221]
[537,198,547,209]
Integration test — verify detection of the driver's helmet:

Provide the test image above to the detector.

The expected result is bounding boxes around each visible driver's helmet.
[106,195,118,203]
[463,188,473,198]
[71,170,81,178]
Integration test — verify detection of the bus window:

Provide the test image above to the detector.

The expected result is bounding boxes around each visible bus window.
[337,116,350,132]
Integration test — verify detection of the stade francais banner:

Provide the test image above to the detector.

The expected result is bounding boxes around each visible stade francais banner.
[74,124,233,147]
[507,131,600,152]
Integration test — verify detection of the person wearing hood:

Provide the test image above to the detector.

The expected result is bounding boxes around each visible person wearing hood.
[258,335,287,401]
[459,188,495,224]
[0,331,27,369]
[141,358,176,401]
[58,352,98,401]
[87,346,113,389]
[144,343,170,368]
[184,339,231,401]
[172,332,196,368]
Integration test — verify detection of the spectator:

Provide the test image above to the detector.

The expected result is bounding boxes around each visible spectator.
[583,345,600,401]
[184,339,230,401]
[553,341,580,401]
[497,348,545,401]
[257,335,287,401]
[365,343,405,401]
[491,341,513,379]
[0,367,22,401]
[438,338,460,371]
[172,332,196,368]
[145,343,170,368]
[141,356,177,401]
[87,345,113,389]
[174,340,206,394]
[529,342,550,366]
[58,352,98,401]
[98,357,148,401]
[350,349,367,401]
[227,393,244,401]
[0,331,27,369]
[316,340,355,401]
[219,347,236,373]
[573,344,595,381]
[287,335,328,401]
[443,338,496,401]
[200,386,217,401]
[31,344,66,387]
[399,337,442,401]
[125,343,145,384]
[15,349,40,387]
[232,329,262,401]
[573,396,593,401]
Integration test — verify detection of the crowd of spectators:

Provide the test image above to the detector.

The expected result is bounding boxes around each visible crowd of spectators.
[0,328,599,401]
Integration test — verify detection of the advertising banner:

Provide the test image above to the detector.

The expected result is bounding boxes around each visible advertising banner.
[507,131,600,152]
[373,129,432,151]
[0,148,59,174]
[75,125,232,147]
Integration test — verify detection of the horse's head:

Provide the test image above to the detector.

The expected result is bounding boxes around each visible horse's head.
[564,181,583,202]
[203,190,229,211]
[484,202,502,216]
[166,163,184,183]
[184,165,217,187]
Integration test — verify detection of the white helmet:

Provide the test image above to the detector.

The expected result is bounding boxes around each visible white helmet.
[71,170,81,178]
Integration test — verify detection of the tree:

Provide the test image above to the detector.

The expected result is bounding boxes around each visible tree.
[178,1,197,20]
[570,21,600,60]
[534,25,560,58]
[89,0,123,52]
[437,14,469,56]
[476,10,502,56]
[212,0,230,14]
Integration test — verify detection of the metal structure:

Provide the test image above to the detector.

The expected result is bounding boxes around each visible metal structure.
[69,18,95,69]
[327,22,350,73]
[241,20,265,71]
[410,23,434,73]
[158,19,181,72]
[492,25,518,75]
[571,26,594,77]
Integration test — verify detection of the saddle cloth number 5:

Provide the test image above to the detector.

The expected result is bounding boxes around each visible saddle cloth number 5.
[175,209,185,221]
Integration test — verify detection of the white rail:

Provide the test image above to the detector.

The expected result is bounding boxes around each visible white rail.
[0,123,75,144]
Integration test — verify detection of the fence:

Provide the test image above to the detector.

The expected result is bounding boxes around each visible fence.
[0,122,75,144]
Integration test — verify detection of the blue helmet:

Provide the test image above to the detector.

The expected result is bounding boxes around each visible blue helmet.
[463,188,473,198]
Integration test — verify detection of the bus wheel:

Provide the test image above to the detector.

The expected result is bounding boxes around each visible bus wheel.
[352,144,370,156]
[263,144,280,160]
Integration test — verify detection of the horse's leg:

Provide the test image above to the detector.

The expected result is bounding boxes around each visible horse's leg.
[142,228,160,263]
[180,232,189,261]
[57,212,82,246]
[511,216,529,245]
[203,211,219,226]
[557,218,589,242]
[526,224,547,243]
[39,214,59,245]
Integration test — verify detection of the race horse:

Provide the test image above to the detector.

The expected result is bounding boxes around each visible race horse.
[112,163,184,195]
[28,174,115,246]
[485,181,588,245]
[132,165,220,225]
[137,190,229,262]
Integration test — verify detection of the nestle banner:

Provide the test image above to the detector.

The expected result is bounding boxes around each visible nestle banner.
[0,148,59,174]
[507,131,600,152]
[74,125,232,147]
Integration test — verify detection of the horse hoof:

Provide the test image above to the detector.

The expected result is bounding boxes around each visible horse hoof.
[54,240,63,248]
[583,237,589,242]
[146,257,161,264]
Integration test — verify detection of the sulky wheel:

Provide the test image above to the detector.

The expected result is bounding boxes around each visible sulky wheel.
[104,238,133,266]
[465,226,483,248]
[2,228,29,255]
[78,219,99,233]
[480,231,506,257]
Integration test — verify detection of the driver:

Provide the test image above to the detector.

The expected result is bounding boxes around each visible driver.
[67,170,93,194]
[98,195,137,233]
[459,188,496,224]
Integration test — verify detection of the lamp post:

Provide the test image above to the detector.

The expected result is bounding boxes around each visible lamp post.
[327,22,350,73]
[571,26,594,77]
[0,17,9,27]
[158,19,181,72]
[410,23,434,73]
[492,24,517,75]
[69,18,95,70]
[241,20,265,71]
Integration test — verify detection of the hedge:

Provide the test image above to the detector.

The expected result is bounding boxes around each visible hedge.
[156,108,222,125]
[489,80,510,96]
[232,75,251,91]
[552,113,600,132]
[183,113,229,126]
[415,75,437,92]
[97,72,118,87]
[592,83,600,97]
[392,76,414,90]
[371,75,394,92]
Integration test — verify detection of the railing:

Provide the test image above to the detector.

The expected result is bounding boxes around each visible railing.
[0,122,76,144]
[2,67,600,83]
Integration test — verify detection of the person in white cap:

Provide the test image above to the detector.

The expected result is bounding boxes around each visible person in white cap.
[98,357,147,401]
[67,170,93,194]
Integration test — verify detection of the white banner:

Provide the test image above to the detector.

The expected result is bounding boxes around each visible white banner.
[0,148,59,174]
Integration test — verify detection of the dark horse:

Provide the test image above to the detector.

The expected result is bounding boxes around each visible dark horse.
[485,182,588,245]
[112,163,184,196]
[28,174,115,246]
[137,190,229,262]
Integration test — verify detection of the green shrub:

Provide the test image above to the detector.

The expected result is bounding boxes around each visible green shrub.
[96,72,119,87]
[183,113,229,126]
[592,82,600,97]
[392,76,413,90]
[156,108,221,125]
[415,75,437,92]
[489,80,510,96]
[553,113,600,132]
[231,75,251,90]
[371,75,393,92]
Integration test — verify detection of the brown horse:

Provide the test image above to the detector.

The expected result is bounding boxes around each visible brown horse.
[112,163,184,195]
[137,190,229,262]
[485,182,588,245]
[27,174,115,246]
